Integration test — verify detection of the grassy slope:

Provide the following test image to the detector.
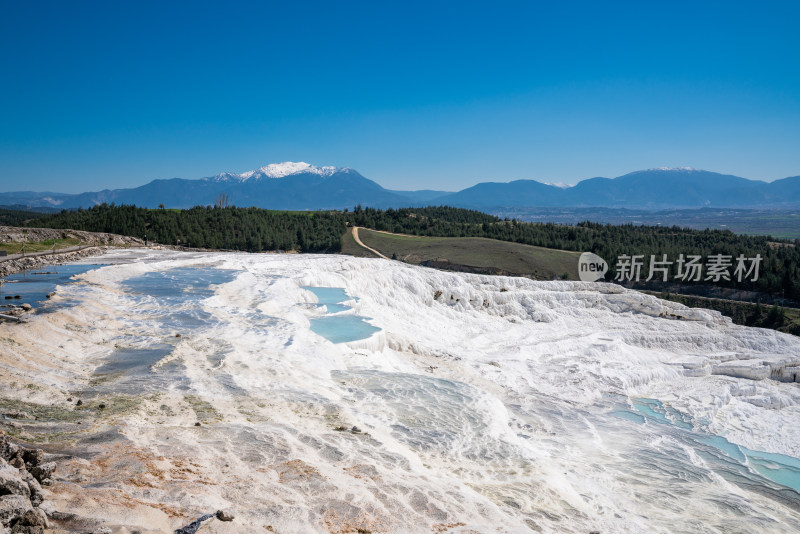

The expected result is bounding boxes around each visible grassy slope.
[340,227,376,258]
[0,237,82,255]
[355,228,581,279]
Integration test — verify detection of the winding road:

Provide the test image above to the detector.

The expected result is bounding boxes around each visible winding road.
[351,227,389,259]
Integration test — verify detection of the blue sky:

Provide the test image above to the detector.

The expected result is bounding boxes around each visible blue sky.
[1,0,798,193]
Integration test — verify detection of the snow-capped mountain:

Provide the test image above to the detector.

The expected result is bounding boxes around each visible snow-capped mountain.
[0,163,410,210]
[1,164,799,210]
[211,162,342,182]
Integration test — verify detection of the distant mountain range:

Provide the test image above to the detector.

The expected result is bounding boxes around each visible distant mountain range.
[2,163,798,211]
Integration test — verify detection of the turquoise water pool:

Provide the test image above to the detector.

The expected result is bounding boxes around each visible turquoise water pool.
[302,286,352,313]
[614,397,800,495]
[308,314,381,344]
[303,286,380,344]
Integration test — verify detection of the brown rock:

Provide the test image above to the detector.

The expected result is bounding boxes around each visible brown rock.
[21,449,43,469]
[17,508,48,527]
[20,471,42,507]
[0,437,20,462]
[216,509,235,522]
[29,462,55,484]
[0,465,30,498]
[0,494,32,527]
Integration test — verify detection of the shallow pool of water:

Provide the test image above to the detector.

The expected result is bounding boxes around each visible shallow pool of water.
[1,263,105,309]
[121,267,239,331]
[309,315,381,344]
[303,286,380,343]
[302,286,352,313]
[617,397,800,496]
[122,267,239,301]
[94,345,174,375]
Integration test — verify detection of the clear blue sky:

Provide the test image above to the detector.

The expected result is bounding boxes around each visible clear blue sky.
[1,0,798,193]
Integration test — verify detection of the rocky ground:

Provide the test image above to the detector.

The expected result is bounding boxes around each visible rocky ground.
[1,436,56,533]
[0,434,234,534]
[0,227,142,248]
[0,248,107,279]
[0,227,144,279]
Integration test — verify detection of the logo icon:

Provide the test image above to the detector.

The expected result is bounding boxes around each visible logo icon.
[578,252,608,282]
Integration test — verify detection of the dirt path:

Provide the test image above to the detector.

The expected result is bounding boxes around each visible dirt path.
[0,244,93,262]
[351,227,389,259]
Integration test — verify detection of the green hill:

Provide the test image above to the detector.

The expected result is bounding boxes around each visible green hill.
[354,228,580,280]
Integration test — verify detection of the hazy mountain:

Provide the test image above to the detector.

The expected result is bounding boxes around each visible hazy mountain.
[1,164,798,211]
[431,179,567,207]
[566,168,765,209]
[766,175,800,199]
[433,168,800,209]
[0,163,411,211]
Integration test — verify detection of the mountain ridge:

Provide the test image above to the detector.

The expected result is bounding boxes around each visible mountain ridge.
[2,164,798,211]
